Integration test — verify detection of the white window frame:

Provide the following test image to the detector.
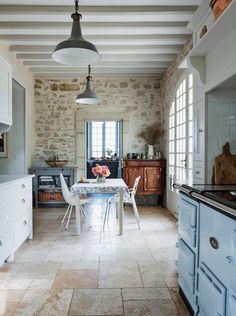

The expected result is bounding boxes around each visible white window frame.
[168,71,193,190]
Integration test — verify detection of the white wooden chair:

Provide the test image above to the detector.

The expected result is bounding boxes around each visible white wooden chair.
[60,173,91,230]
[103,176,141,229]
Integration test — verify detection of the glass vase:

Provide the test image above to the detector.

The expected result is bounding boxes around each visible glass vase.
[96,174,106,183]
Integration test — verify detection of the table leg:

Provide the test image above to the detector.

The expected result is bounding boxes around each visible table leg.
[119,189,124,235]
[75,195,81,235]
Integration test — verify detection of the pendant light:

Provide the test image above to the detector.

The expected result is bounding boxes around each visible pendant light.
[76,65,101,104]
[52,0,100,66]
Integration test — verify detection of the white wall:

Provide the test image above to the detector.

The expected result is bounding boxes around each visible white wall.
[207,89,236,182]
[0,45,35,171]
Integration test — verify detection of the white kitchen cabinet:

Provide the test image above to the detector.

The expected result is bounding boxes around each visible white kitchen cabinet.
[0,56,12,126]
[0,176,33,266]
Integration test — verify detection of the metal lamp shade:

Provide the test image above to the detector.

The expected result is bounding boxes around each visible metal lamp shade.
[52,18,100,66]
[76,78,101,104]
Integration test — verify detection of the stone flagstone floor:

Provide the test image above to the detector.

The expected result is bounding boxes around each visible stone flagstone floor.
[0,196,190,316]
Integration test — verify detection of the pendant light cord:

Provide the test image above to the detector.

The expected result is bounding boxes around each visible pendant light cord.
[72,0,81,20]
[87,65,92,81]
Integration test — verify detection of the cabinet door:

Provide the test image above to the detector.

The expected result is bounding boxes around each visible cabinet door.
[198,263,226,316]
[143,167,163,193]
[124,167,143,192]
[0,56,12,125]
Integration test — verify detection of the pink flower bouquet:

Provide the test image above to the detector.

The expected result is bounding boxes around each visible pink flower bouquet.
[92,164,111,182]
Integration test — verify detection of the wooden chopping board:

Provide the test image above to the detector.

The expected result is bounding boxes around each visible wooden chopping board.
[213,142,236,184]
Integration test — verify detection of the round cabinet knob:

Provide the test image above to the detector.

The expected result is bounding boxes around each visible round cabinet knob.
[22,199,25,204]
[195,171,200,175]
[209,237,219,249]
[0,240,2,246]
[226,255,233,264]
[21,184,25,189]
[23,220,27,225]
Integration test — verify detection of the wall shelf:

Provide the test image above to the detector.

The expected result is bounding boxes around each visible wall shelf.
[190,0,236,57]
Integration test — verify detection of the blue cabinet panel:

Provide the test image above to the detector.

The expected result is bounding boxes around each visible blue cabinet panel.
[179,195,197,248]
[198,263,226,316]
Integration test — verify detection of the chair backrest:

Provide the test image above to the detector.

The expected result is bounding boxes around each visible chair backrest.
[60,173,73,205]
[131,176,141,197]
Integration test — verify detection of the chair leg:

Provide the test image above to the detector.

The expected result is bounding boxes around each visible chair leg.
[66,205,73,230]
[62,204,71,224]
[103,202,111,230]
[132,198,141,229]
[107,202,111,222]
[80,205,86,222]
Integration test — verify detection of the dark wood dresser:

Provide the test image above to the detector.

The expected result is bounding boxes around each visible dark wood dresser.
[122,159,166,205]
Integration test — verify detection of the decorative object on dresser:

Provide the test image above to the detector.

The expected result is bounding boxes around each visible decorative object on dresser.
[0,175,34,267]
[33,167,76,208]
[45,153,68,168]
[123,159,166,205]
[137,123,164,159]
[210,0,232,20]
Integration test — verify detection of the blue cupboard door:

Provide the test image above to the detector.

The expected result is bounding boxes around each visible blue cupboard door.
[177,238,195,302]
[230,229,236,293]
[198,263,226,316]
[179,196,197,248]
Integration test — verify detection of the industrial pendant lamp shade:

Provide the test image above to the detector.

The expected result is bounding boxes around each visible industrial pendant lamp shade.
[76,65,101,105]
[52,0,100,66]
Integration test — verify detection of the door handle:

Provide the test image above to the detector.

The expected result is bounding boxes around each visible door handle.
[226,256,233,264]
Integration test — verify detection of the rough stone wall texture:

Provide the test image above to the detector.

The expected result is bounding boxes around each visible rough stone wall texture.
[159,39,193,157]
[34,77,162,167]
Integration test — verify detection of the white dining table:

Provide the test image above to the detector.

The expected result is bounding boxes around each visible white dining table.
[71,178,128,235]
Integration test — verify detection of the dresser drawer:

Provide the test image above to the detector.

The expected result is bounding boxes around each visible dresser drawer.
[14,216,32,250]
[0,230,14,266]
[0,188,13,235]
[14,179,32,197]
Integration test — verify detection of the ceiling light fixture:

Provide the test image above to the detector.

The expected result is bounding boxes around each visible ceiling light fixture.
[52,0,100,66]
[76,65,101,104]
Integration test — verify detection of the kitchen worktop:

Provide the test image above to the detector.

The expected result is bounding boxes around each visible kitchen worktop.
[0,174,34,186]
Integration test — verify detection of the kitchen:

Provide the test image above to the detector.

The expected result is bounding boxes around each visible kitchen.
[0,0,236,315]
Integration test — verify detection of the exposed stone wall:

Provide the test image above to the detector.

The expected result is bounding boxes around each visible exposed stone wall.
[34,77,162,171]
[159,39,193,157]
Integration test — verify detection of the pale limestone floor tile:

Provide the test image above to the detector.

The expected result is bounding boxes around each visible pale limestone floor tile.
[45,245,84,262]
[29,279,54,289]
[123,300,179,316]
[0,264,23,280]
[122,287,172,300]
[0,301,19,315]
[99,262,143,288]
[52,269,98,289]
[116,246,154,262]
[0,290,26,302]
[0,279,11,289]
[60,261,99,270]
[69,289,123,316]
[6,279,32,290]
[13,262,60,279]
[14,289,73,316]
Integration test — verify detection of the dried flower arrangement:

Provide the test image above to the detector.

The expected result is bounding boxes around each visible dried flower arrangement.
[137,123,165,145]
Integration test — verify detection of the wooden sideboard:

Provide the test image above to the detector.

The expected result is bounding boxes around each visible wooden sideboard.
[122,159,166,205]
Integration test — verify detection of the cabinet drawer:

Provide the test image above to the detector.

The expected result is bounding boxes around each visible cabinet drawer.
[177,238,195,296]
[179,196,197,247]
[14,195,32,220]
[198,263,226,316]
[0,230,14,266]
[14,179,32,198]
[0,188,13,235]
[14,216,32,250]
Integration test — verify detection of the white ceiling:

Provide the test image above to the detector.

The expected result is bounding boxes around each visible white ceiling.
[0,0,201,77]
